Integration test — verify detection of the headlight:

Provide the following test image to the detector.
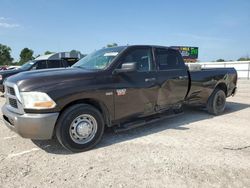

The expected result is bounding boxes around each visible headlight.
[20,92,56,109]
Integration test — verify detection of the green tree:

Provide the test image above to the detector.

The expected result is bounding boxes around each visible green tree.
[237,56,250,61]
[216,59,225,62]
[70,50,87,58]
[0,43,13,65]
[44,51,54,55]
[106,43,118,48]
[70,49,81,54]
[19,48,34,64]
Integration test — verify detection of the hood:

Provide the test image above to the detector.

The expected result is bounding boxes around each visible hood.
[6,67,99,92]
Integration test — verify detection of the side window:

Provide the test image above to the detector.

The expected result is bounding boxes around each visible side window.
[120,48,154,72]
[155,49,181,70]
[33,61,47,70]
[47,60,62,68]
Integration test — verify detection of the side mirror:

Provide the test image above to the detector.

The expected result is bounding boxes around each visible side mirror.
[113,62,136,74]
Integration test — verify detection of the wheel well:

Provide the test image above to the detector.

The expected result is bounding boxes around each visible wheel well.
[60,99,111,127]
[215,83,227,96]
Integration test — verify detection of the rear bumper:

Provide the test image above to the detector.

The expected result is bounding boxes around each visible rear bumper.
[2,104,59,139]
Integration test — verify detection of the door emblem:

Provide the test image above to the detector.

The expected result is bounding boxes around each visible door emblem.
[116,89,127,96]
[105,92,113,96]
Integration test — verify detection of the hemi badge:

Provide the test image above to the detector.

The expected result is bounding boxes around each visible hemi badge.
[105,92,113,96]
[116,89,126,96]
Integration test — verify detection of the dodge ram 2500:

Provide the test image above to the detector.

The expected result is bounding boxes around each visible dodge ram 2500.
[2,45,237,152]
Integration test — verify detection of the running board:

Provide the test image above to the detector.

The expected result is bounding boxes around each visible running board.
[113,109,183,133]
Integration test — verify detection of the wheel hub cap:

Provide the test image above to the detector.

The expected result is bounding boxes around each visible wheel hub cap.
[217,95,225,107]
[69,114,98,144]
[76,122,92,137]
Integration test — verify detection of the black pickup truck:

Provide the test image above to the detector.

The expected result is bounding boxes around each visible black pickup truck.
[2,45,237,152]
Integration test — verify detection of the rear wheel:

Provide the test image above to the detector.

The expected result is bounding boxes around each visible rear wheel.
[56,104,104,152]
[207,89,226,115]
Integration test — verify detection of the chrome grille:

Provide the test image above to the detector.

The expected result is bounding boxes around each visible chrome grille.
[9,98,18,108]
[7,86,15,96]
[4,82,24,114]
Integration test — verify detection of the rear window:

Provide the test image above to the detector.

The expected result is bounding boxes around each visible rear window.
[155,49,183,70]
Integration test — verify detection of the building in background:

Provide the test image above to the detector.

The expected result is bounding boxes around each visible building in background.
[171,46,198,63]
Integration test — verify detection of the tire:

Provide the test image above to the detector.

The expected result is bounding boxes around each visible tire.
[56,104,104,152]
[207,89,226,115]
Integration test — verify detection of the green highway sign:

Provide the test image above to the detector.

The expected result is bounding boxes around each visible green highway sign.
[171,46,199,59]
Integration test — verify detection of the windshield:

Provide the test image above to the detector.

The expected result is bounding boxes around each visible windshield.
[20,60,36,70]
[72,47,125,70]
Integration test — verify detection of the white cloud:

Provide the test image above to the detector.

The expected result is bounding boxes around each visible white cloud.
[0,17,20,28]
[0,22,20,28]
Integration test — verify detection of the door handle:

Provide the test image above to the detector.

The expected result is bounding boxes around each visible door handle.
[178,76,188,80]
[145,78,156,82]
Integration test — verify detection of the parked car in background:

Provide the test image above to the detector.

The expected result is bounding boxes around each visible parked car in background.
[0,52,84,92]
[0,66,7,71]
[7,66,21,70]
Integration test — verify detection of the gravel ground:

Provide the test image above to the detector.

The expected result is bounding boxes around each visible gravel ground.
[0,80,250,188]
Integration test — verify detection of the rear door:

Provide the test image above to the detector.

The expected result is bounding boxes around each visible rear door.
[154,48,189,110]
[113,47,158,121]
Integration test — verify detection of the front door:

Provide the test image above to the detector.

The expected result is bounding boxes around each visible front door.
[113,47,158,121]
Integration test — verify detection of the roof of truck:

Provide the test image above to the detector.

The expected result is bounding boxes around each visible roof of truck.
[119,45,184,51]
[123,45,172,48]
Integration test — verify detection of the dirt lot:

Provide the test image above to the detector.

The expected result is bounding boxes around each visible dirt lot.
[0,80,250,188]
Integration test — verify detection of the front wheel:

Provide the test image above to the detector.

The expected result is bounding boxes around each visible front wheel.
[56,104,104,152]
[207,89,226,115]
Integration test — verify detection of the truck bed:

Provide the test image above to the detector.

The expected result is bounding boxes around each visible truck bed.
[186,67,237,105]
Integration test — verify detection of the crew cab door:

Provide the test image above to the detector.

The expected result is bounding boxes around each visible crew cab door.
[113,47,158,121]
[154,48,189,110]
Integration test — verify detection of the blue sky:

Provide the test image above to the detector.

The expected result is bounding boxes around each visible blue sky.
[0,0,250,61]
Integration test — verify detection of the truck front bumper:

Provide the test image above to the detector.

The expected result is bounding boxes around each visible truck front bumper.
[2,104,59,140]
